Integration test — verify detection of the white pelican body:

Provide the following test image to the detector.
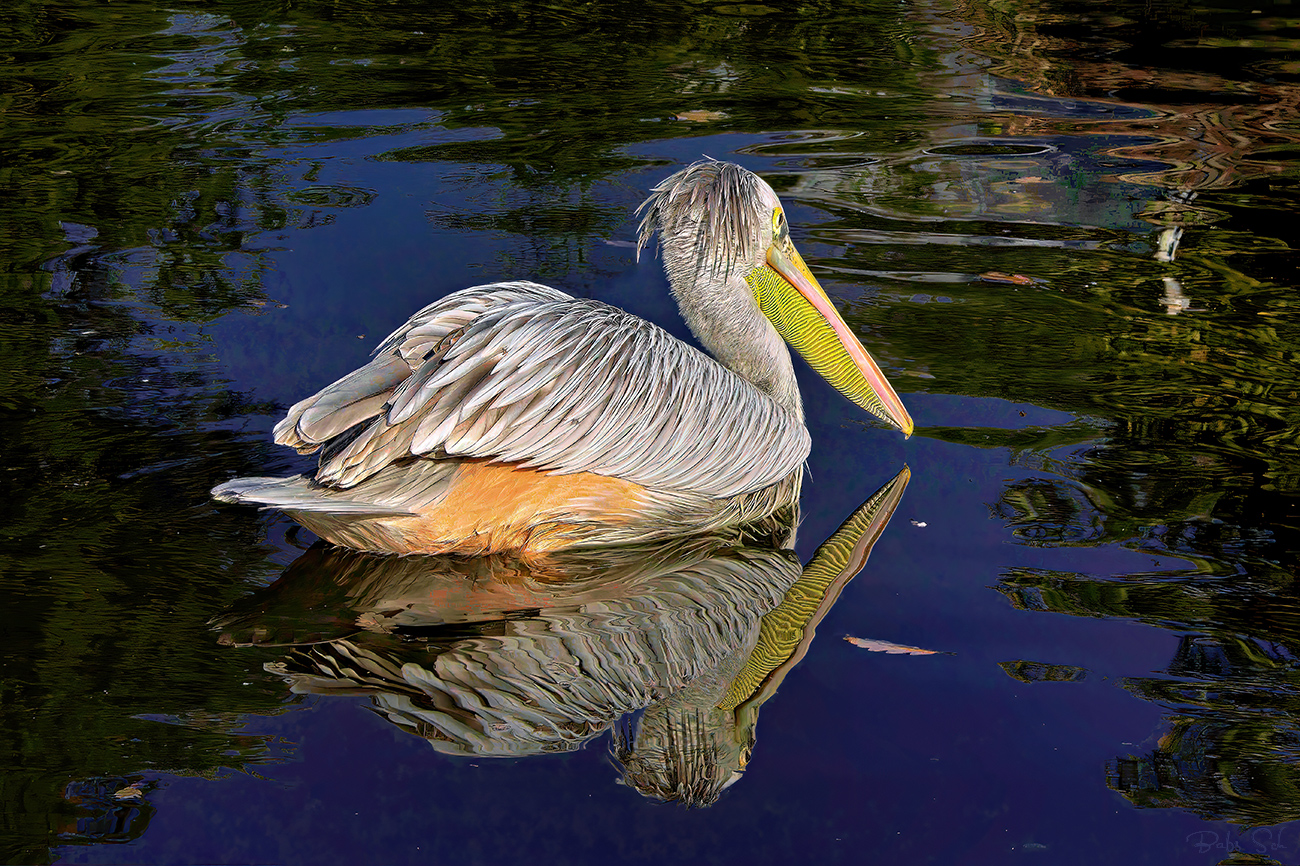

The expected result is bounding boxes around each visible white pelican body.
[213,161,911,555]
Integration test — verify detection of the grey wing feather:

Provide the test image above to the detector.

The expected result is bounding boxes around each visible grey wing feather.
[274,280,808,499]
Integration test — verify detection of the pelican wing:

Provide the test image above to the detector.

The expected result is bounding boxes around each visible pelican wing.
[274,281,810,500]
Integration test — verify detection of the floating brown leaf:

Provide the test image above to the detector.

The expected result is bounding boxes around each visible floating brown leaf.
[979,271,1036,285]
[674,109,729,122]
[844,635,944,655]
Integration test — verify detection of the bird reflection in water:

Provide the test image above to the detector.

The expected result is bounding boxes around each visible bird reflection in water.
[214,466,909,806]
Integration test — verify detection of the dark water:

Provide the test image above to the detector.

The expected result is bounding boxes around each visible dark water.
[2,0,1299,863]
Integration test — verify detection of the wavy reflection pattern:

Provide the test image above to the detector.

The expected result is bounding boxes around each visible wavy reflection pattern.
[215,467,909,805]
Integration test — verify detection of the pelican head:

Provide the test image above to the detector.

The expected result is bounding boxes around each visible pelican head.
[637,160,913,436]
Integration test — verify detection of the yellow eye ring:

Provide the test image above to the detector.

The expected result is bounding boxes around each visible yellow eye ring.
[772,207,789,243]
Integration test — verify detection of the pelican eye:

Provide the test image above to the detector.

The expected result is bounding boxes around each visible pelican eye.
[773,208,789,245]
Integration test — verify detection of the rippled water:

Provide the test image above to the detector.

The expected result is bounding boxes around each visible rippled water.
[3,1,1299,863]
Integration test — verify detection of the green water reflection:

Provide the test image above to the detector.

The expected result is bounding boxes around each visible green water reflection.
[1,0,1299,862]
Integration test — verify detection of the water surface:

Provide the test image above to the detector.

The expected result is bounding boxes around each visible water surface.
[2,1,1299,863]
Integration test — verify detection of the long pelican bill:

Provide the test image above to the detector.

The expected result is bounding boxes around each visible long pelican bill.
[749,241,914,436]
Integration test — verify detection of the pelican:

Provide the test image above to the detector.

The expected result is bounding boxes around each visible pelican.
[212,160,912,555]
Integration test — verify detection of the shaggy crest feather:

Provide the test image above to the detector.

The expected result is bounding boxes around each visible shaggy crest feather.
[636,159,768,279]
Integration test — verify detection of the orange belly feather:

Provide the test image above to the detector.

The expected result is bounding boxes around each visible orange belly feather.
[292,461,652,556]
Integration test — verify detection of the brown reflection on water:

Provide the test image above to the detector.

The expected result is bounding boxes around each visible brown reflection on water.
[955,0,1300,196]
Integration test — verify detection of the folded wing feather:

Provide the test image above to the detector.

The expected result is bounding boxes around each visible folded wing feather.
[274,281,809,500]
